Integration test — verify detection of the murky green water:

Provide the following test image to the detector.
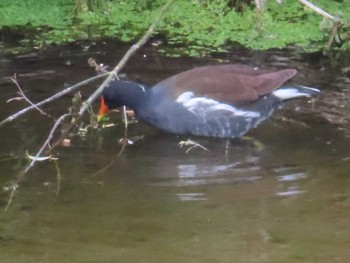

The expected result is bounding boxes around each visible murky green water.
[1,43,350,262]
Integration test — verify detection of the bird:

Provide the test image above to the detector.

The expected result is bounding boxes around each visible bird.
[98,64,320,138]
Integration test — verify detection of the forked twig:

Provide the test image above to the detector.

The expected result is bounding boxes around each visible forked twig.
[0,73,108,127]
[10,76,52,118]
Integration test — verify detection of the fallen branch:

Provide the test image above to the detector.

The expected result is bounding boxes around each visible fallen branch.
[0,73,108,127]
[2,0,174,210]
[51,0,173,149]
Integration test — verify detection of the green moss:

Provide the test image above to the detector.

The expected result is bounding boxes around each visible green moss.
[0,0,73,27]
[0,0,349,56]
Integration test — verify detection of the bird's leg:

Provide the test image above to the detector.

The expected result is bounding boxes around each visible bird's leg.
[122,105,128,130]
[225,139,231,157]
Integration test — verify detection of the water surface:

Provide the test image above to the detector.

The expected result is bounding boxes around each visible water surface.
[0,42,350,263]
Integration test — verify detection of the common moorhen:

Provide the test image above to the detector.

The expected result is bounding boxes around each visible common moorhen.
[98,64,319,138]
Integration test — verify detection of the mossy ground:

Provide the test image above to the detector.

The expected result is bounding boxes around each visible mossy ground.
[0,0,349,56]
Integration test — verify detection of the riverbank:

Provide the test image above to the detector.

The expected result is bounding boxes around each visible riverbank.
[1,0,349,56]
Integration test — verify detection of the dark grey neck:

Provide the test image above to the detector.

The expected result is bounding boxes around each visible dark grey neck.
[103,80,149,110]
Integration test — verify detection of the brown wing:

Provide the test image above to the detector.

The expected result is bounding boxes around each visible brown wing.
[156,64,297,105]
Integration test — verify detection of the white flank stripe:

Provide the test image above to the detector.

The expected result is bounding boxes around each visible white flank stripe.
[208,104,238,112]
[176,92,260,118]
[209,104,260,118]
[176,92,194,103]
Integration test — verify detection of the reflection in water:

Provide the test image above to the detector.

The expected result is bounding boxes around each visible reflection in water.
[174,163,261,187]
[273,167,308,197]
[277,172,307,182]
[148,148,310,200]
[165,163,309,199]
[276,186,306,197]
[151,151,262,188]
[176,192,207,201]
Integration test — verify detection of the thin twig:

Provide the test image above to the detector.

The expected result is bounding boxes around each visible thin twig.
[4,183,18,211]
[23,114,69,174]
[0,73,108,128]
[10,76,52,118]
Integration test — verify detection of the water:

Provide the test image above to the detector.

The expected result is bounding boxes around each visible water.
[0,42,350,262]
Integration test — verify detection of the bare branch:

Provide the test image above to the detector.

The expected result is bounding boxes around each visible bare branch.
[10,76,52,118]
[0,73,108,127]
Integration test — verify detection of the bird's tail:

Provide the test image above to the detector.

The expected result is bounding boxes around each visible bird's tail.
[272,84,320,101]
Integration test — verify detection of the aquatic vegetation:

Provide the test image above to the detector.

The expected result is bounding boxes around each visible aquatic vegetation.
[0,0,349,55]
